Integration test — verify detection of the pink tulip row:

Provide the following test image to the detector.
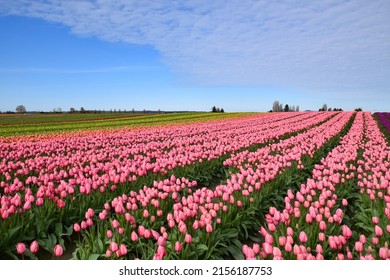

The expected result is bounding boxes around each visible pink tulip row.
[355,113,390,259]
[72,112,352,259]
[0,112,333,221]
[224,111,352,170]
[74,175,201,259]
[242,112,365,260]
[242,112,390,260]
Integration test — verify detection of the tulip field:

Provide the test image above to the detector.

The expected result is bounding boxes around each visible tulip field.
[0,111,389,260]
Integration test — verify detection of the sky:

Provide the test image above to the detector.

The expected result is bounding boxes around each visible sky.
[0,0,389,113]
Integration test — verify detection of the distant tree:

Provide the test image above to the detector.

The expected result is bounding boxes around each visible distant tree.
[211,106,217,113]
[284,104,290,112]
[16,105,26,113]
[220,108,225,113]
[80,107,86,113]
[291,105,296,112]
[272,101,280,112]
[70,107,76,113]
[158,109,161,114]
[319,104,328,111]
[53,107,62,113]
[328,107,332,111]
[132,108,135,114]
[279,103,283,112]
[296,105,300,112]
[355,107,362,111]
[143,109,146,114]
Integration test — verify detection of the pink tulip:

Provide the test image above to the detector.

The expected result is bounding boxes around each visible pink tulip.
[81,221,87,230]
[268,223,276,232]
[138,225,145,237]
[342,225,352,239]
[131,231,138,242]
[16,242,26,255]
[262,243,273,255]
[119,244,127,256]
[299,231,308,243]
[157,246,166,257]
[355,241,363,253]
[110,241,118,252]
[30,240,39,254]
[54,244,63,257]
[374,225,383,236]
[185,234,193,244]
[273,247,282,258]
[111,219,120,229]
[73,223,81,232]
[144,229,151,239]
[284,243,292,253]
[379,247,388,259]
[206,224,213,233]
[253,243,260,255]
[371,216,379,224]
[265,234,274,245]
[337,253,345,260]
[157,236,166,247]
[107,230,113,239]
[278,236,286,247]
[315,244,323,254]
[175,241,183,252]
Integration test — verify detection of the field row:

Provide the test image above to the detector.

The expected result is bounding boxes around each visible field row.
[0,112,252,138]
[0,112,389,260]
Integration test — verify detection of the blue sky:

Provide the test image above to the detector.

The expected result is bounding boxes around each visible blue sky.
[0,0,389,112]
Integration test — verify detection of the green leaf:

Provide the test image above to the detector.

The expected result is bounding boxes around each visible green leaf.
[224,229,238,239]
[55,223,63,237]
[231,238,242,250]
[241,223,248,239]
[196,244,208,252]
[88,254,101,260]
[95,238,104,253]
[226,245,244,260]
[3,225,22,242]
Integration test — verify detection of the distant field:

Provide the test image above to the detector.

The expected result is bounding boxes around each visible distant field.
[0,112,255,137]
[0,113,148,125]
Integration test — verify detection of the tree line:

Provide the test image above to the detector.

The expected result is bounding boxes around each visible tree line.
[270,101,299,112]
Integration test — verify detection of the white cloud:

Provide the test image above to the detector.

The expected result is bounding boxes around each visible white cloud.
[1,0,389,95]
